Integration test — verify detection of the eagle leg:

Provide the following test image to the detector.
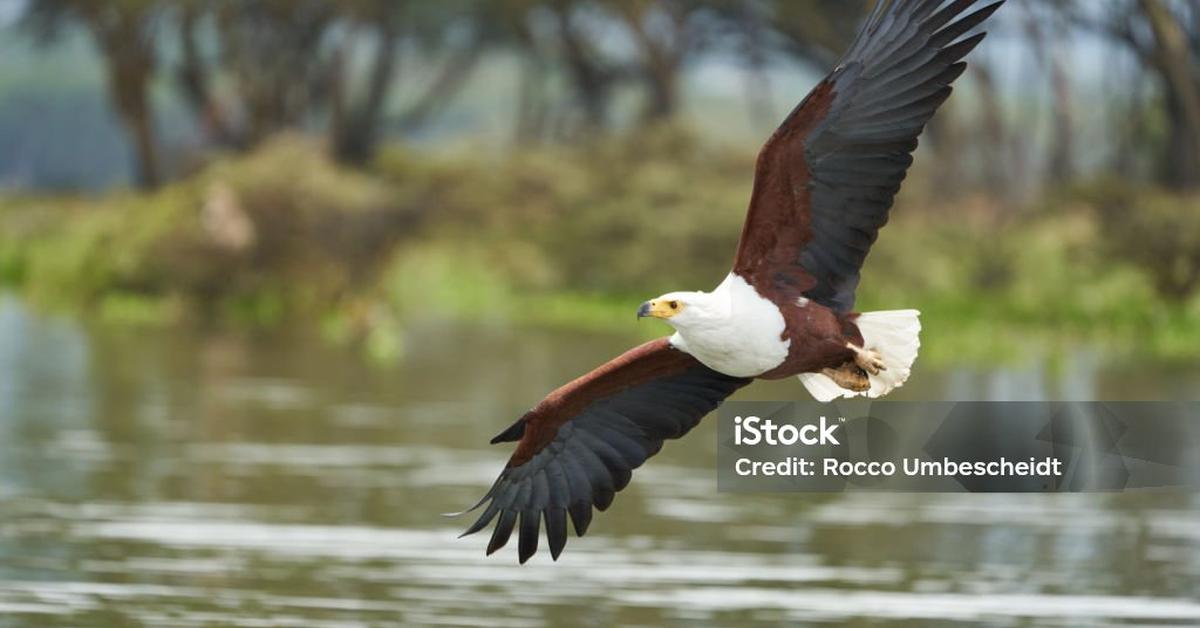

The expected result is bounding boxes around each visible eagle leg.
[821,363,870,392]
[847,343,886,375]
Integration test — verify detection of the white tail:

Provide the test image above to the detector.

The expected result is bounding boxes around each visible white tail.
[799,309,922,402]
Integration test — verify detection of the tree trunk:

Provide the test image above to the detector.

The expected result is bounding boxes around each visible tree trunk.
[1140,0,1200,190]
[970,62,1009,197]
[614,2,685,123]
[740,12,774,130]
[123,98,160,189]
[1046,53,1075,184]
[1023,5,1075,185]
[514,56,549,144]
[396,35,483,133]
[642,64,678,121]
[176,8,238,148]
[333,22,399,165]
[79,7,160,189]
[554,6,613,129]
[101,37,159,188]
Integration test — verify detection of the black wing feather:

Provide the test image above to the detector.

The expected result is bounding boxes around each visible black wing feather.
[462,362,748,562]
[799,0,1002,311]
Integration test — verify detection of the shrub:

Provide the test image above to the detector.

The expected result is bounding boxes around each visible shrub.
[1080,180,1200,301]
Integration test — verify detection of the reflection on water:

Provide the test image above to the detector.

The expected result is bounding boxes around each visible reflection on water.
[0,294,1198,627]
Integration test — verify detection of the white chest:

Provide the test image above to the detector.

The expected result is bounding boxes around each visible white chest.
[668,273,790,378]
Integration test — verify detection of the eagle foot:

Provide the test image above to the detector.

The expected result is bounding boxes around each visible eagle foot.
[821,363,870,392]
[847,344,886,375]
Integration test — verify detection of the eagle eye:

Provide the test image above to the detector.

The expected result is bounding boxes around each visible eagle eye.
[668,301,678,309]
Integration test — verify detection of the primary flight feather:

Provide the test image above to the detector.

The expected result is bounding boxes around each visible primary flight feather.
[458,0,1004,563]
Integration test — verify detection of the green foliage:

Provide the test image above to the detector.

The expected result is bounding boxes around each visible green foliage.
[0,135,421,324]
[2,130,1198,364]
[96,292,182,326]
[0,190,190,311]
[1074,180,1200,301]
[375,125,750,295]
[858,195,1200,363]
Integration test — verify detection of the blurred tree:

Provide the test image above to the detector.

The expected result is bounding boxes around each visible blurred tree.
[1065,0,1200,190]
[504,1,556,141]
[24,0,163,189]
[333,1,497,162]
[1138,0,1200,190]
[172,1,489,165]
[214,2,339,145]
[1021,1,1076,185]
[20,0,1200,199]
[500,0,717,138]
[759,0,870,68]
[26,0,494,178]
[176,3,238,148]
[677,0,869,128]
[610,0,700,122]
[549,0,622,129]
[502,0,629,134]
[329,1,402,164]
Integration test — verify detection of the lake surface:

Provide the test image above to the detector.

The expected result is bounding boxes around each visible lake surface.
[0,295,1198,627]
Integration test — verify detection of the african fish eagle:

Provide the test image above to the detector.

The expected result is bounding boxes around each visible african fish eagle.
[458,0,1004,562]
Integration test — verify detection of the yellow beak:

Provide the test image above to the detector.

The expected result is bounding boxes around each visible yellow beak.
[637,300,676,319]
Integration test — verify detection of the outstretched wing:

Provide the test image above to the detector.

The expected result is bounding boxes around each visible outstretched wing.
[459,338,750,563]
[732,0,1003,311]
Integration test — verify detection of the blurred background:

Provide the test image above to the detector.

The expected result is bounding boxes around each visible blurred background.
[0,0,1199,626]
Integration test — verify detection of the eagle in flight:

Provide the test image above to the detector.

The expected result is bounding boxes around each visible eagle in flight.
[458,0,1003,562]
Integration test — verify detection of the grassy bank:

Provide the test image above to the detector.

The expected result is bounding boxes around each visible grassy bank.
[2,131,1198,365]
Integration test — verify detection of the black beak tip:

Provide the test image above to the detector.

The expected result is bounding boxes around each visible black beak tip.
[637,302,652,319]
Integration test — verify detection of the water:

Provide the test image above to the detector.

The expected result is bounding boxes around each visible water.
[0,295,1198,627]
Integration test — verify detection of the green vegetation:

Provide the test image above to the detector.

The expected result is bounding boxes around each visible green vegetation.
[2,130,1198,365]
[5,1,1197,368]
